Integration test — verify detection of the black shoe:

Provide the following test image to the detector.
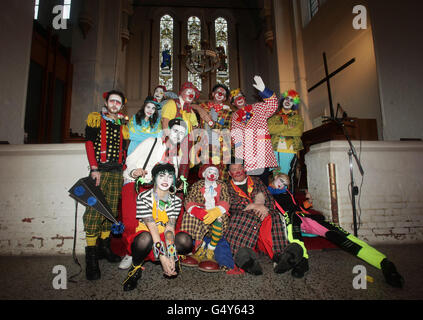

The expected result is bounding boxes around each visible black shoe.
[234,247,263,275]
[381,258,404,288]
[97,237,121,263]
[85,246,101,281]
[291,258,309,278]
[123,264,143,291]
[273,243,304,274]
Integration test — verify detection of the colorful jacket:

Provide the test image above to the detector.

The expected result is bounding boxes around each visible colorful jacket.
[225,176,288,256]
[268,110,304,153]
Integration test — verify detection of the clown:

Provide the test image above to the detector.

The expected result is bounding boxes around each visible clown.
[122,163,194,291]
[121,118,190,270]
[269,170,404,288]
[268,90,304,191]
[126,96,162,156]
[152,85,178,115]
[119,96,163,270]
[161,82,212,134]
[180,163,231,272]
[83,90,129,280]
[195,84,233,180]
[230,76,279,185]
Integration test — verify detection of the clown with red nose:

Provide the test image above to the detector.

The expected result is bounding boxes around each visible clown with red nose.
[194,83,233,180]
[179,163,232,272]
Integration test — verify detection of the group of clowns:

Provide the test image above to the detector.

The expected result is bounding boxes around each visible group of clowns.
[83,75,404,292]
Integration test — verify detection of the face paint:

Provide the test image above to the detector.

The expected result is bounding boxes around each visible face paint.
[106,94,123,114]
[168,124,186,144]
[229,164,247,182]
[204,167,219,182]
[274,175,290,190]
[181,88,195,103]
[283,96,294,110]
[154,88,164,102]
[213,87,226,103]
[234,94,246,109]
[155,171,174,192]
[144,102,156,118]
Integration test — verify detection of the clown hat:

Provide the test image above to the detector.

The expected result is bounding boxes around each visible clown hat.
[179,82,200,100]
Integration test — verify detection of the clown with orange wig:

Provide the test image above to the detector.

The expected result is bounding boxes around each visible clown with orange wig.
[268,89,304,192]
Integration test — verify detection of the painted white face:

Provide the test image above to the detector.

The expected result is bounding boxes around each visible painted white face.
[213,87,226,103]
[154,88,165,102]
[181,88,195,104]
[233,94,246,109]
[169,124,186,145]
[283,96,294,110]
[203,167,219,182]
[144,102,156,118]
[155,171,174,191]
[106,94,123,114]
[274,176,290,189]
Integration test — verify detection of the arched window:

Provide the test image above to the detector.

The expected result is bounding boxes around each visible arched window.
[187,16,202,91]
[214,17,229,88]
[34,0,40,19]
[63,0,72,20]
[159,15,174,90]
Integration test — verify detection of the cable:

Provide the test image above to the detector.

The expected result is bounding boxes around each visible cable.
[68,200,82,283]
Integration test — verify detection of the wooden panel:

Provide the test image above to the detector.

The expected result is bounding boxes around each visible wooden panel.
[298,118,378,189]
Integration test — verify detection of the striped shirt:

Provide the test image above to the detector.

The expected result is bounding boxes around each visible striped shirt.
[136,188,182,222]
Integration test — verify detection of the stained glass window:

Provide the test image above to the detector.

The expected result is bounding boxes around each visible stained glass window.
[34,0,40,20]
[215,17,230,88]
[63,0,71,19]
[159,15,174,90]
[187,16,202,91]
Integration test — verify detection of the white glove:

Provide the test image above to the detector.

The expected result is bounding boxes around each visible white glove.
[252,75,265,92]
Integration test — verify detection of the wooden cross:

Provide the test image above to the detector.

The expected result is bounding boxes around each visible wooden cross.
[308,52,355,118]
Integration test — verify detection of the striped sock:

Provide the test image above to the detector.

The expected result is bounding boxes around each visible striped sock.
[209,220,223,250]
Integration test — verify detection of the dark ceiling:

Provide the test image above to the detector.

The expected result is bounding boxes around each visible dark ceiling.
[132,0,263,10]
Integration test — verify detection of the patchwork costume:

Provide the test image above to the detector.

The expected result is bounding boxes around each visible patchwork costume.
[226,176,288,266]
[193,85,233,180]
[180,164,232,271]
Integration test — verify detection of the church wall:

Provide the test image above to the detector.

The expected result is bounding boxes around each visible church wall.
[300,0,383,139]
[70,0,124,136]
[0,144,88,255]
[123,5,273,118]
[0,1,34,144]
[305,140,423,244]
[367,0,423,141]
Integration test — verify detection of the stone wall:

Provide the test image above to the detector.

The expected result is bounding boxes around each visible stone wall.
[0,144,88,255]
[305,140,423,244]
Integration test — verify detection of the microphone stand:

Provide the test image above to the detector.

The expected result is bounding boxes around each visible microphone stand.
[323,104,364,236]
